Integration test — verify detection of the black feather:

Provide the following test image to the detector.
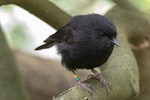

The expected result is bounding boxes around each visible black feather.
[35,14,118,71]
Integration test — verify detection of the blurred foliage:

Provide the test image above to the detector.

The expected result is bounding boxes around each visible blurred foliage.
[50,0,150,15]
[0,4,14,11]
[50,0,101,15]
[6,23,31,49]
[130,0,150,13]
[0,6,32,50]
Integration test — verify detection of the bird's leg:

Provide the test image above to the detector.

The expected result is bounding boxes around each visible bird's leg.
[88,69,111,93]
[68,71,92,94]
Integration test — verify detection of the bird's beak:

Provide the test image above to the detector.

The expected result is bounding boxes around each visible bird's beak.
[111,38,119,47]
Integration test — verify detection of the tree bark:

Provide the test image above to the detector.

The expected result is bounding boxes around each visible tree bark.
[0,26,29,100]
[132,47,150,100]
[112,0,140,12]
[106,4,150,100]
[0,0,71,30]
[13,50,89,100]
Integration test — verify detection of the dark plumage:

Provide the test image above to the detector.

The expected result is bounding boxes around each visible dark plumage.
[35,14,119,93]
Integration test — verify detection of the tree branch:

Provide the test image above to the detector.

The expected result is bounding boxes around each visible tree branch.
[112,0,140,12]
[0,26,29,100]
[132,47,150,100]
[0,0,71,30]
[105,6,150,47]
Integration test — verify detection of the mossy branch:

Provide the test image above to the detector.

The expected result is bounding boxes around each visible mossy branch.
[0,0,71,30]
[112,0,140,12]
[0,26,29,100]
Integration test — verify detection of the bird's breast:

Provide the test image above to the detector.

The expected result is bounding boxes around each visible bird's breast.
[57,41,114,70]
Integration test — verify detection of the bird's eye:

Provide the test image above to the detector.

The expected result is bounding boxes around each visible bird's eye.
[97,32,105,38]
[101,33,105,37]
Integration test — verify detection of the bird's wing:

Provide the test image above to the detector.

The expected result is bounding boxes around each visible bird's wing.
[35,28,74,50]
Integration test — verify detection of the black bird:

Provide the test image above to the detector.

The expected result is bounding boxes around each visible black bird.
[35,14,119,94]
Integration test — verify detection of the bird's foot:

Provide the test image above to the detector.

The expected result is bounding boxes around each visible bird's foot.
[88,74,111,93]
[68,81,92,94]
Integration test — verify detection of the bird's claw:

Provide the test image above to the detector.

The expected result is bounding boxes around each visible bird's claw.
[87,74,112,94]
[67,81,92,94]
